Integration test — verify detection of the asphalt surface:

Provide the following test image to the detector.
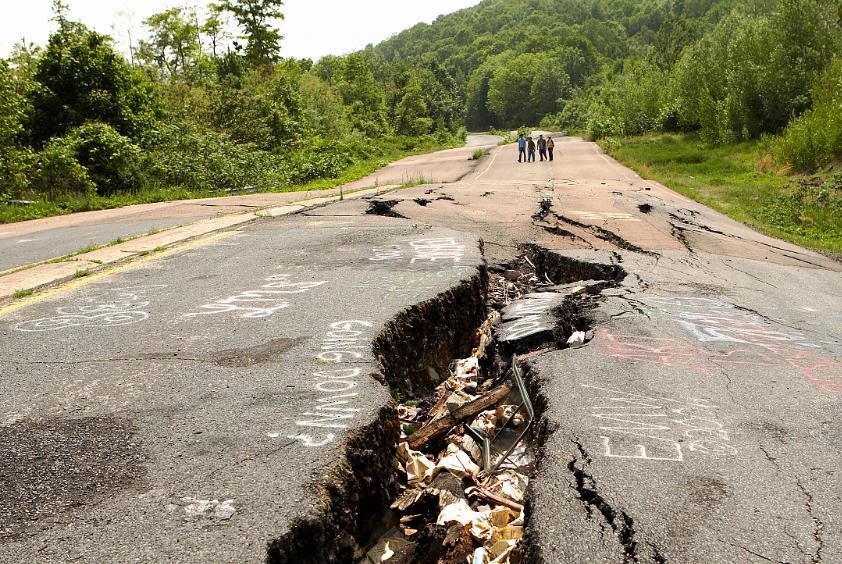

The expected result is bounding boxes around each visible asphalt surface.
[0,214,208,271]
[1,133,839,562]
[0,135,499,272]
[0,215,482,561]
[362,135,841,563]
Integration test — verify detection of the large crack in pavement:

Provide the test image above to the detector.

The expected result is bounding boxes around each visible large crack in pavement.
[532,197,660,257]
[567,437,641,563]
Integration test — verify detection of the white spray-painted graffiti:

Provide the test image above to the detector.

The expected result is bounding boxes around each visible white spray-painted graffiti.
[184,274,326,319]
[582,384,737,463]
[353,267,472,296]
[410,238,465,264]
[14,285,167,332]
[499,293,563,342]
[369,245,402,262]
[642,296,818,349]
[367,237,467,265]
[281,320,373,447]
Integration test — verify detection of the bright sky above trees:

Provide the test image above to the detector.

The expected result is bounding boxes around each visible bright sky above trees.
[0,0,480,60]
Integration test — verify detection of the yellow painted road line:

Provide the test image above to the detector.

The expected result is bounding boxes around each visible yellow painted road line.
[0,230,238,319]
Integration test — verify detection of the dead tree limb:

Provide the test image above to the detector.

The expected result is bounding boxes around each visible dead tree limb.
[408,382,511,450]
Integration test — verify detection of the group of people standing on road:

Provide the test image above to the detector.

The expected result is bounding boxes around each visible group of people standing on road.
[517,133,555,163]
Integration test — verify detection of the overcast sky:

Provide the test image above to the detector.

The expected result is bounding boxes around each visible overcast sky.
[1,0,481,60]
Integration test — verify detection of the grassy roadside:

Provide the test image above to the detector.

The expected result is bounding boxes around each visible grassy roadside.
[0,136,463,225]
[599,133,842,255]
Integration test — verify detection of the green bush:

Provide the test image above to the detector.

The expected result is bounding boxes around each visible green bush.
[283,142,353,184]
[59,123,145,195]
[776,58,842,171]
[30,140,95,198]
[586,104,624,140]
[141,122,285,192]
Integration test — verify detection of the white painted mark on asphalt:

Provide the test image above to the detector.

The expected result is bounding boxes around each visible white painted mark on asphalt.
[643,296,818,348]
[15,285,166,332]
[571,211,640,222]
[473,145,502,181]
[582,384,737,463]
[184,273,326,319]
[499,293,562,341]
[15,238,39,243]
[410,238,464,264]
[280,321,375,448]
[180,498,236,520]
[369,244,402,262]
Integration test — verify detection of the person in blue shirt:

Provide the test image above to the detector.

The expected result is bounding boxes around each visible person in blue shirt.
[517,134,527,163]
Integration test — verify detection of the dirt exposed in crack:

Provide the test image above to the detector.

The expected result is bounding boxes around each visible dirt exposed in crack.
[367,200,408,219]
[268,406,400,564]
[533,198,659,257]
[566,439,640,562]
[414,196,457,207]
[268,271,488,563]
[270,243,633,564]
[374,272,488,397]
[638,204,653,214]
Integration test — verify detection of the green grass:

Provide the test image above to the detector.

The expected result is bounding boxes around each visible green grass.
[12,288,34,299]
[74,269,91,278]
[470,149,489,160]
[600,133,842,254]
[0,137,464,224]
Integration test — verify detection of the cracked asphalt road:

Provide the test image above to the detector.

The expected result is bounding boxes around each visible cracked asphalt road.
[0,215,482,561]
[1,134,839,562]
[363,135,841,563]
[0,138,496,272]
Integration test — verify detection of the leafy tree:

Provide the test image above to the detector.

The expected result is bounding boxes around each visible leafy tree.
[337,53,388,136]
[51,122,145,195]
[299,74,350,138]
[138,8,201,80]
[395,74,432,135]
[212,66,307,150]
[487,53,569,127]
[27,23,158,145]
[0,62,34,197]
[202,4,232,58]
[218,0,285,67]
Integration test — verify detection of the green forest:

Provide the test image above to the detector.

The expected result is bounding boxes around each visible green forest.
[377,0,841,168]
[0,0,467,221]
[1,0,841,229]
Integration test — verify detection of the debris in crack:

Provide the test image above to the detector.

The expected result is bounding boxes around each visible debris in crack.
[367,200,408,219]
[362,316,536,564]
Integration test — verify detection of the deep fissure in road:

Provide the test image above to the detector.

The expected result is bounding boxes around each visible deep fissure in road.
[270,244,628,563]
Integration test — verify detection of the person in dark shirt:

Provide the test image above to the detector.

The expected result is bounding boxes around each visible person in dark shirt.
[527,137,536,162]
[537,135,547,161]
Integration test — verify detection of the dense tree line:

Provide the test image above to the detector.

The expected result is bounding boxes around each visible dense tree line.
[376,0,842,170]
[2,0,840,209]
[0,0,465,207]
